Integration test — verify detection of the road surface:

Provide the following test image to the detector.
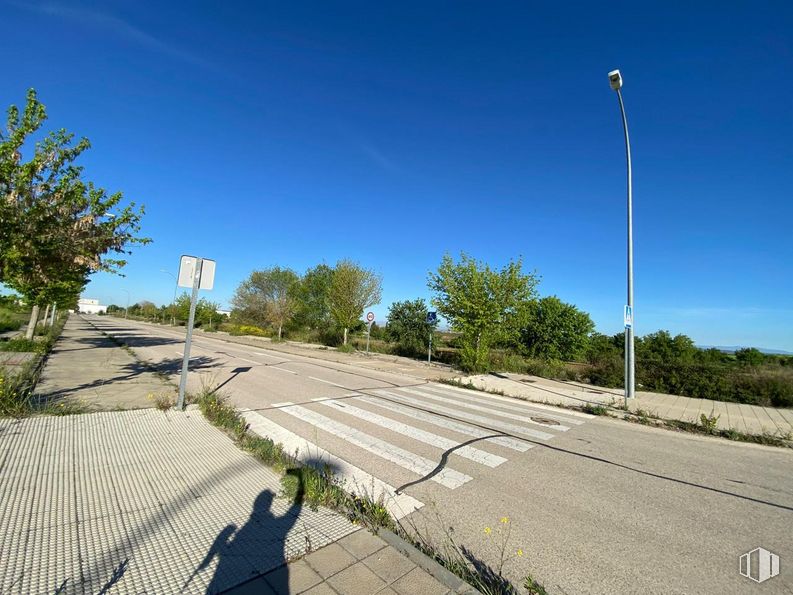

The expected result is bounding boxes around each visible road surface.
[85,316,793,594]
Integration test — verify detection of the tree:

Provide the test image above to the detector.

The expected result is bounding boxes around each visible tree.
[428,253,538,372]
[130,300,158,319]
[385,299,437,358]
[293,264,334,330]
[172,293,221,327]
[636,331,698,363]
[327,260,382,345]
[520,296,594,361]
[735,347,765,367]
[1,89,148,338]
[232,267,299,338]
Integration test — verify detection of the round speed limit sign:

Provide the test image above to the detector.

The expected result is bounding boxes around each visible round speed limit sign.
[366,311,375,323]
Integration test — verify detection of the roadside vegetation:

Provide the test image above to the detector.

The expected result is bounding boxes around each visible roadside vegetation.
[196,386,539,594]
[0,311,72,417]
[111,251,793,409]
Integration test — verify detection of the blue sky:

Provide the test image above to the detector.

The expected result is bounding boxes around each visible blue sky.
[3,1,792,350]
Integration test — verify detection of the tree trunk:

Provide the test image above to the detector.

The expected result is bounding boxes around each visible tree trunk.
[42,304,50,328]
[26,305,40,340]
[343,327,348,345]
[278,324,282,340]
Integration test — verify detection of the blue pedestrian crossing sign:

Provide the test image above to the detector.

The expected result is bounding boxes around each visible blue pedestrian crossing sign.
[624,305,633,329]
[426,311,437,324]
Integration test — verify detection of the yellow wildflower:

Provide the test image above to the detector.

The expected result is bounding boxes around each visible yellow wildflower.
[500,517,509,524]
[484,527,492,535]
[517,549,523,557]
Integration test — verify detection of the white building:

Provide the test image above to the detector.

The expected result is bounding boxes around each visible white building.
[77,298,107,315]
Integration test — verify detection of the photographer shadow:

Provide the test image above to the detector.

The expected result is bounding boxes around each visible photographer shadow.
[192,468,308,594]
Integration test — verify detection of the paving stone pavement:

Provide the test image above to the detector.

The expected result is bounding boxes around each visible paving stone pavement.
[464,372,793,436]
[34,316,173,410]
[0,408,457,594]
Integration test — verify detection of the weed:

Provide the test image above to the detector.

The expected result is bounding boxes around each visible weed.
[0,338,41,353]
[524,575,549,595]
[0,368,33,417]
[395,510,524,594]
[38,400,88,416]
[634,408,655,425]
[336,343,355,354]
[581,403,609,416]
[699,412,720,434]
[148,391,176,411]
[194,386,522,593]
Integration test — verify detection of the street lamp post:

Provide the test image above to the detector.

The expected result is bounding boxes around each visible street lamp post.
[161,270,179,326]
[608,69,635,406]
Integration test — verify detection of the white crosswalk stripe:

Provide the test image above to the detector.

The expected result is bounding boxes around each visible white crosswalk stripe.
[315,398,507,468]
[374,389,555,440]
[396,386,572,432]
[277,402,473,489]
[354,394,532,452]
[241,382,590,498]
[422,383,590,424]
[241,409,423,519]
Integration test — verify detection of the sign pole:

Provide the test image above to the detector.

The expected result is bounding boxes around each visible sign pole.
[366,323,371,354]
[177,257,203,410]
[428,332,432,364]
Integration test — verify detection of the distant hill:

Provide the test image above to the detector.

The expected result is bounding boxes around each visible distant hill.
[698,345,793,356]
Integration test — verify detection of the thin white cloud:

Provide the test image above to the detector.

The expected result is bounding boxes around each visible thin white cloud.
[358,141,400,173]
[7,0,211,68]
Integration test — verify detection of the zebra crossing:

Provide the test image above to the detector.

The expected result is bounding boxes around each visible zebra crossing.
[242,382,592,519]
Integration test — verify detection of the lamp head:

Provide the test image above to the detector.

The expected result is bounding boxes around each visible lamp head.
[608,69,623,91]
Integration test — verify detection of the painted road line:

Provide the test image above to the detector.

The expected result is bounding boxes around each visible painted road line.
[375,390,555,441]
[424,383,590,424]
[355,395,532,453]
[229,356,261,365]
[271,402,294,408]
[398,386,571,432]
[278,404,472,489]
[246,350,291,361]
[241,410,422,519]
[308,376,349,389]
[268,366,297,375]
[317,399,507,468]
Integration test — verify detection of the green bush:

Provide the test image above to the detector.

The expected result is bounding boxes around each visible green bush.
[0,369,32,416]
[0,317,20,333]
[227,324,270,337]
[0,338,41,353]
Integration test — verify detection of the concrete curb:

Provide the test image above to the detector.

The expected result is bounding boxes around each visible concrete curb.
[375,527,483,595]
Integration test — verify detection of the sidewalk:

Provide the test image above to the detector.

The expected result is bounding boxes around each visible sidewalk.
[0,408,459,594]
[463,372,793,436]
[2,317,460,594]
[35,316,173,410]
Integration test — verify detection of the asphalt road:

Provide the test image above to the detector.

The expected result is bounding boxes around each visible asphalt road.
[86,316,793,595]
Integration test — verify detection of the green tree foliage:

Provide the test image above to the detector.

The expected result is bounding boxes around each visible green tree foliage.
[231,267,300,338]
[735,347,765,367]
[1,89,148,337]
[293,264,334,330]
[129,300,158,319]
[520,296,594,361]
[428,253,539,372]
[636,330,698,363]
[327,260,382,345]
[385,299,437,358]
[172,293,221,327]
